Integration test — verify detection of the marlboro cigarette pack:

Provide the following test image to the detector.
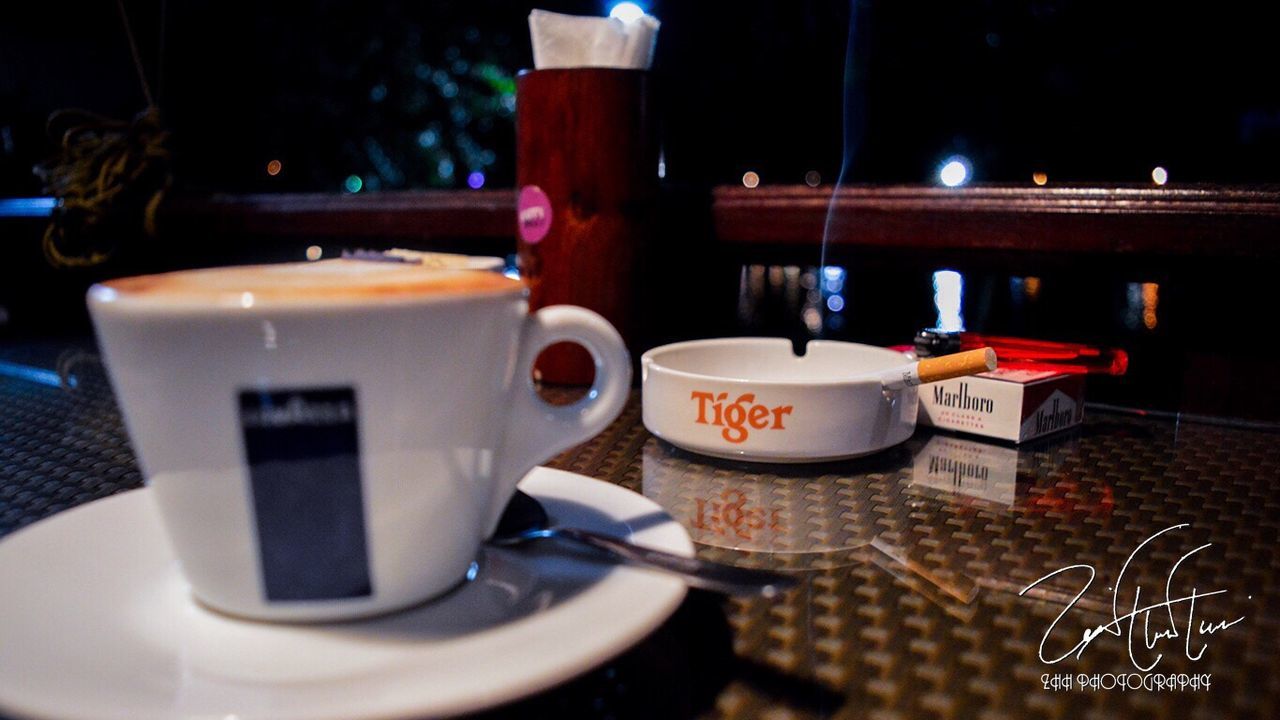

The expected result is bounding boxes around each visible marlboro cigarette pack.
[917,368,1085,443]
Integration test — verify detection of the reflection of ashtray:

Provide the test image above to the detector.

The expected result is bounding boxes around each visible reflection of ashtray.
[641,338,918,462]
[641,437,908,561]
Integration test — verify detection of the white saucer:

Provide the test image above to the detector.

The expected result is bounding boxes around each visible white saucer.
[0,467,692,720]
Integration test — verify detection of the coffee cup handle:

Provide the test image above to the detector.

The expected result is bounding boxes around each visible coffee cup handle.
[484,305,632,535]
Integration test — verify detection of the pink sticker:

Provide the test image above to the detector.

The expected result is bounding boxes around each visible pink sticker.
[517,185,553,244]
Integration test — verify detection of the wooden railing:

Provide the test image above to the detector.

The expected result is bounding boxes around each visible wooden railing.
[7,185,1280,259]
[159,190,517,243]
[713,185,1280,258]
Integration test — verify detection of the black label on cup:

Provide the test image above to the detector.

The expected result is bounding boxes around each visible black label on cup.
[239,387,372,602]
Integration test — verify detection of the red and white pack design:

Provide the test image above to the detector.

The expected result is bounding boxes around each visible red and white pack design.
[918,368,1085,443]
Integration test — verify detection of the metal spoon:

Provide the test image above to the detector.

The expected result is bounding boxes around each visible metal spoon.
[490,490,797,598]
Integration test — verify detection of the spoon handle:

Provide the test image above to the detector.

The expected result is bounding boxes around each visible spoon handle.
[551,526,797,597]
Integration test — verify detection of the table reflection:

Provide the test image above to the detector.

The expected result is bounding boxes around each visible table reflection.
[642,427,1090,615]
[3,339,1278,719]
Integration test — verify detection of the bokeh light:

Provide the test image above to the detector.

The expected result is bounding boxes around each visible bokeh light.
[467,171,485,189]
[1032,171,1047,186]
[932,269,965,331]
[804,170,821,187]
[266,159,282,177]
[802,307,822,332]
[608,2,645,22]
[742,171,761,189]
[1024,276,1042,300]
[938,156,971,187]
[344,175,363,193]
[1142,282,1160,329]
[1151,166,1168,185]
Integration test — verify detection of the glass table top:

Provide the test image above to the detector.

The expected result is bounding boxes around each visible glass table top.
[1,338,1277,719]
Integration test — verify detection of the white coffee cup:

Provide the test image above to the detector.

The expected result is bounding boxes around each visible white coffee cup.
[87,258,631,622]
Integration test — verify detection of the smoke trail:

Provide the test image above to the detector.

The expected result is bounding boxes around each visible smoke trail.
[819,0,860,274]
[816,0,862,337]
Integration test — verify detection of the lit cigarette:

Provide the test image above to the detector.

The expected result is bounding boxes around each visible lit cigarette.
[879,347,997,391]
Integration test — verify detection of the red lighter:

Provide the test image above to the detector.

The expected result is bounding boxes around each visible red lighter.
[914,329,1129,376]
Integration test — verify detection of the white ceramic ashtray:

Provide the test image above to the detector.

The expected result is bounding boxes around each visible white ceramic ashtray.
[641,338,995,463]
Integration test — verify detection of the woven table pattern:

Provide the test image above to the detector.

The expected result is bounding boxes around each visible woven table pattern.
[1,342,142,537]
[2,341,1277,720]
[546,392,1280,720]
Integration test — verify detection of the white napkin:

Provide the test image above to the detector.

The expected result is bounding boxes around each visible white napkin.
[529,9,660,70]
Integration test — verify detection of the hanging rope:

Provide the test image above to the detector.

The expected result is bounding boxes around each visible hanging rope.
[33,0,172,268]
[34,108,171,267]
[116,0,155,108]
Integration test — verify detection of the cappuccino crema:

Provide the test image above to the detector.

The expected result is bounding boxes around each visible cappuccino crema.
[99,258,522,308]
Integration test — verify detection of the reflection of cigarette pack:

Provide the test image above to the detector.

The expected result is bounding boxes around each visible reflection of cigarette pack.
[917,368,1085,443]
[909,434,1019,506]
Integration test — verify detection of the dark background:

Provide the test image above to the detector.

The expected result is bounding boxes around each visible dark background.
[3,0,1278,196]
[2,1,1278,420]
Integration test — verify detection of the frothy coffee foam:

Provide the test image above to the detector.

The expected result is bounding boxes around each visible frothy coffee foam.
[102,259,523,305]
